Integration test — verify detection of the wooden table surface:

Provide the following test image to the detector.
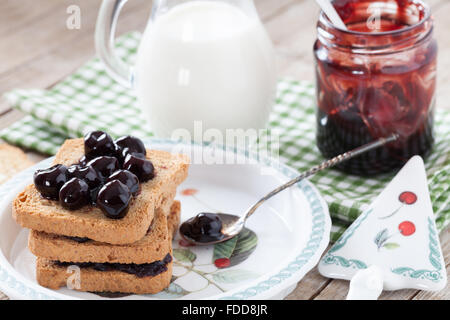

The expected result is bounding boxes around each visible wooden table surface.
[0,0,449,300]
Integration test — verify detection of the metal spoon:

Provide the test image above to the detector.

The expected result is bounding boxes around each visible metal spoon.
[314,0,348,30]
[180,134,399,245]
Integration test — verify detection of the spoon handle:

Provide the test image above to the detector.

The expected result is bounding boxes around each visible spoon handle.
[243,134,399,221]
[315,0,348,30]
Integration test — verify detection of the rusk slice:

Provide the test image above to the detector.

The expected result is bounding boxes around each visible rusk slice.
[36,257,173,295]
[12,138,189,244]
[0,144,34,184]
[29,201,181,264]
[167,200,180,240]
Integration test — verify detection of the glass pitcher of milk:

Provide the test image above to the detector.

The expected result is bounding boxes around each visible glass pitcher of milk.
[96,0,276,139]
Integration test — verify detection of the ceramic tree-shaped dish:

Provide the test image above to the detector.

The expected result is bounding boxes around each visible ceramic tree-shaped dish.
[318,156,447,299]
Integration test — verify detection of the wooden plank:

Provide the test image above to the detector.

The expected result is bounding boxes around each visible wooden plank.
[0,290,7,300]
[0,0,302,114]
[0,0,297,114]
[0,0,144,77]
[0,0,298,94]
[285,244,332,299]
[264,0,320,46]
[413,228,450,299]
[315,280,418,300]
[413,266,450,299]
[285,263,332,300]
[429,0,450,111]
[0,0,63,37]
[261,0,320,81]
[0,0,151,91]
[0,0,152,116]
[255,0,300,22]
[0,0,97,75]
[0,109,27,129]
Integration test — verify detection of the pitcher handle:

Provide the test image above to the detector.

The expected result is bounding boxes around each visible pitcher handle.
[95,0,134,88]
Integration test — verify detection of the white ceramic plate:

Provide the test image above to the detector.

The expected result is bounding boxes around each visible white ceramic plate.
[0,139,330,300]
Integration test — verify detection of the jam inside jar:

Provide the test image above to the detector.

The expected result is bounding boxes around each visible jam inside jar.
[314,0,437,175]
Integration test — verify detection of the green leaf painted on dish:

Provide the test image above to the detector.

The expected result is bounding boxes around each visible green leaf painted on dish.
[152,282,189,299]
[232,228,258,255]
[212,227,257,267]
[383,242,400,250]
[213,235,238,261]
[229,228,257,267]
[374,228,389,248]
[212,269,258,284]
[173,248,197,263]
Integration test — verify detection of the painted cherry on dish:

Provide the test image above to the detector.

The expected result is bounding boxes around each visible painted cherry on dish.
[214,258,230,268]
[379,191,417,220]
[178,239,195,247]
[399,191,417,205]
[181,188,198,196]
[398,221,416,236]
[375,221,416,250]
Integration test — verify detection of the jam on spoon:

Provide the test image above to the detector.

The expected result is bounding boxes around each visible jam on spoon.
[179,213,225,244]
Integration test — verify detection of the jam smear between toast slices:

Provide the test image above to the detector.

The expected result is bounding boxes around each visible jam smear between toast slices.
[54,253,172,278]
[65,236,91,243]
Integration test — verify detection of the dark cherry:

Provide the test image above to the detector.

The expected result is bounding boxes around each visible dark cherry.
[33,164,69,200]
[114,145,130,166]
[179,213,225,243]
[122,154,155,182]
[87,156,120,180]
[84,131,116,158]
[67,164,102,189]
[89,185,103,205]
[114,135,146,157]
[107,170,140,195]
[96,180,132,219]
[59,178,90,210]
[78,155,91,166]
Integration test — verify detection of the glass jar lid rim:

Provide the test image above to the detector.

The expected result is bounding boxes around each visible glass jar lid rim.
[319,0,432,37]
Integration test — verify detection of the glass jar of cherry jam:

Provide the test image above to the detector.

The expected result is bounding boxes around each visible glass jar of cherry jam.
[314,0,437,175]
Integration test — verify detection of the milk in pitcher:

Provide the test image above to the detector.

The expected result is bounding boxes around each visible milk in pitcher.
[134,0,276,138]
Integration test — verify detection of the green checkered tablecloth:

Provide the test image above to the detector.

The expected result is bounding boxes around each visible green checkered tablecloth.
[1,32,449,241]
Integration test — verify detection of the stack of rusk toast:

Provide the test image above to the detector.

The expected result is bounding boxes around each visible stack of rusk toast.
[12,138,189,294]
